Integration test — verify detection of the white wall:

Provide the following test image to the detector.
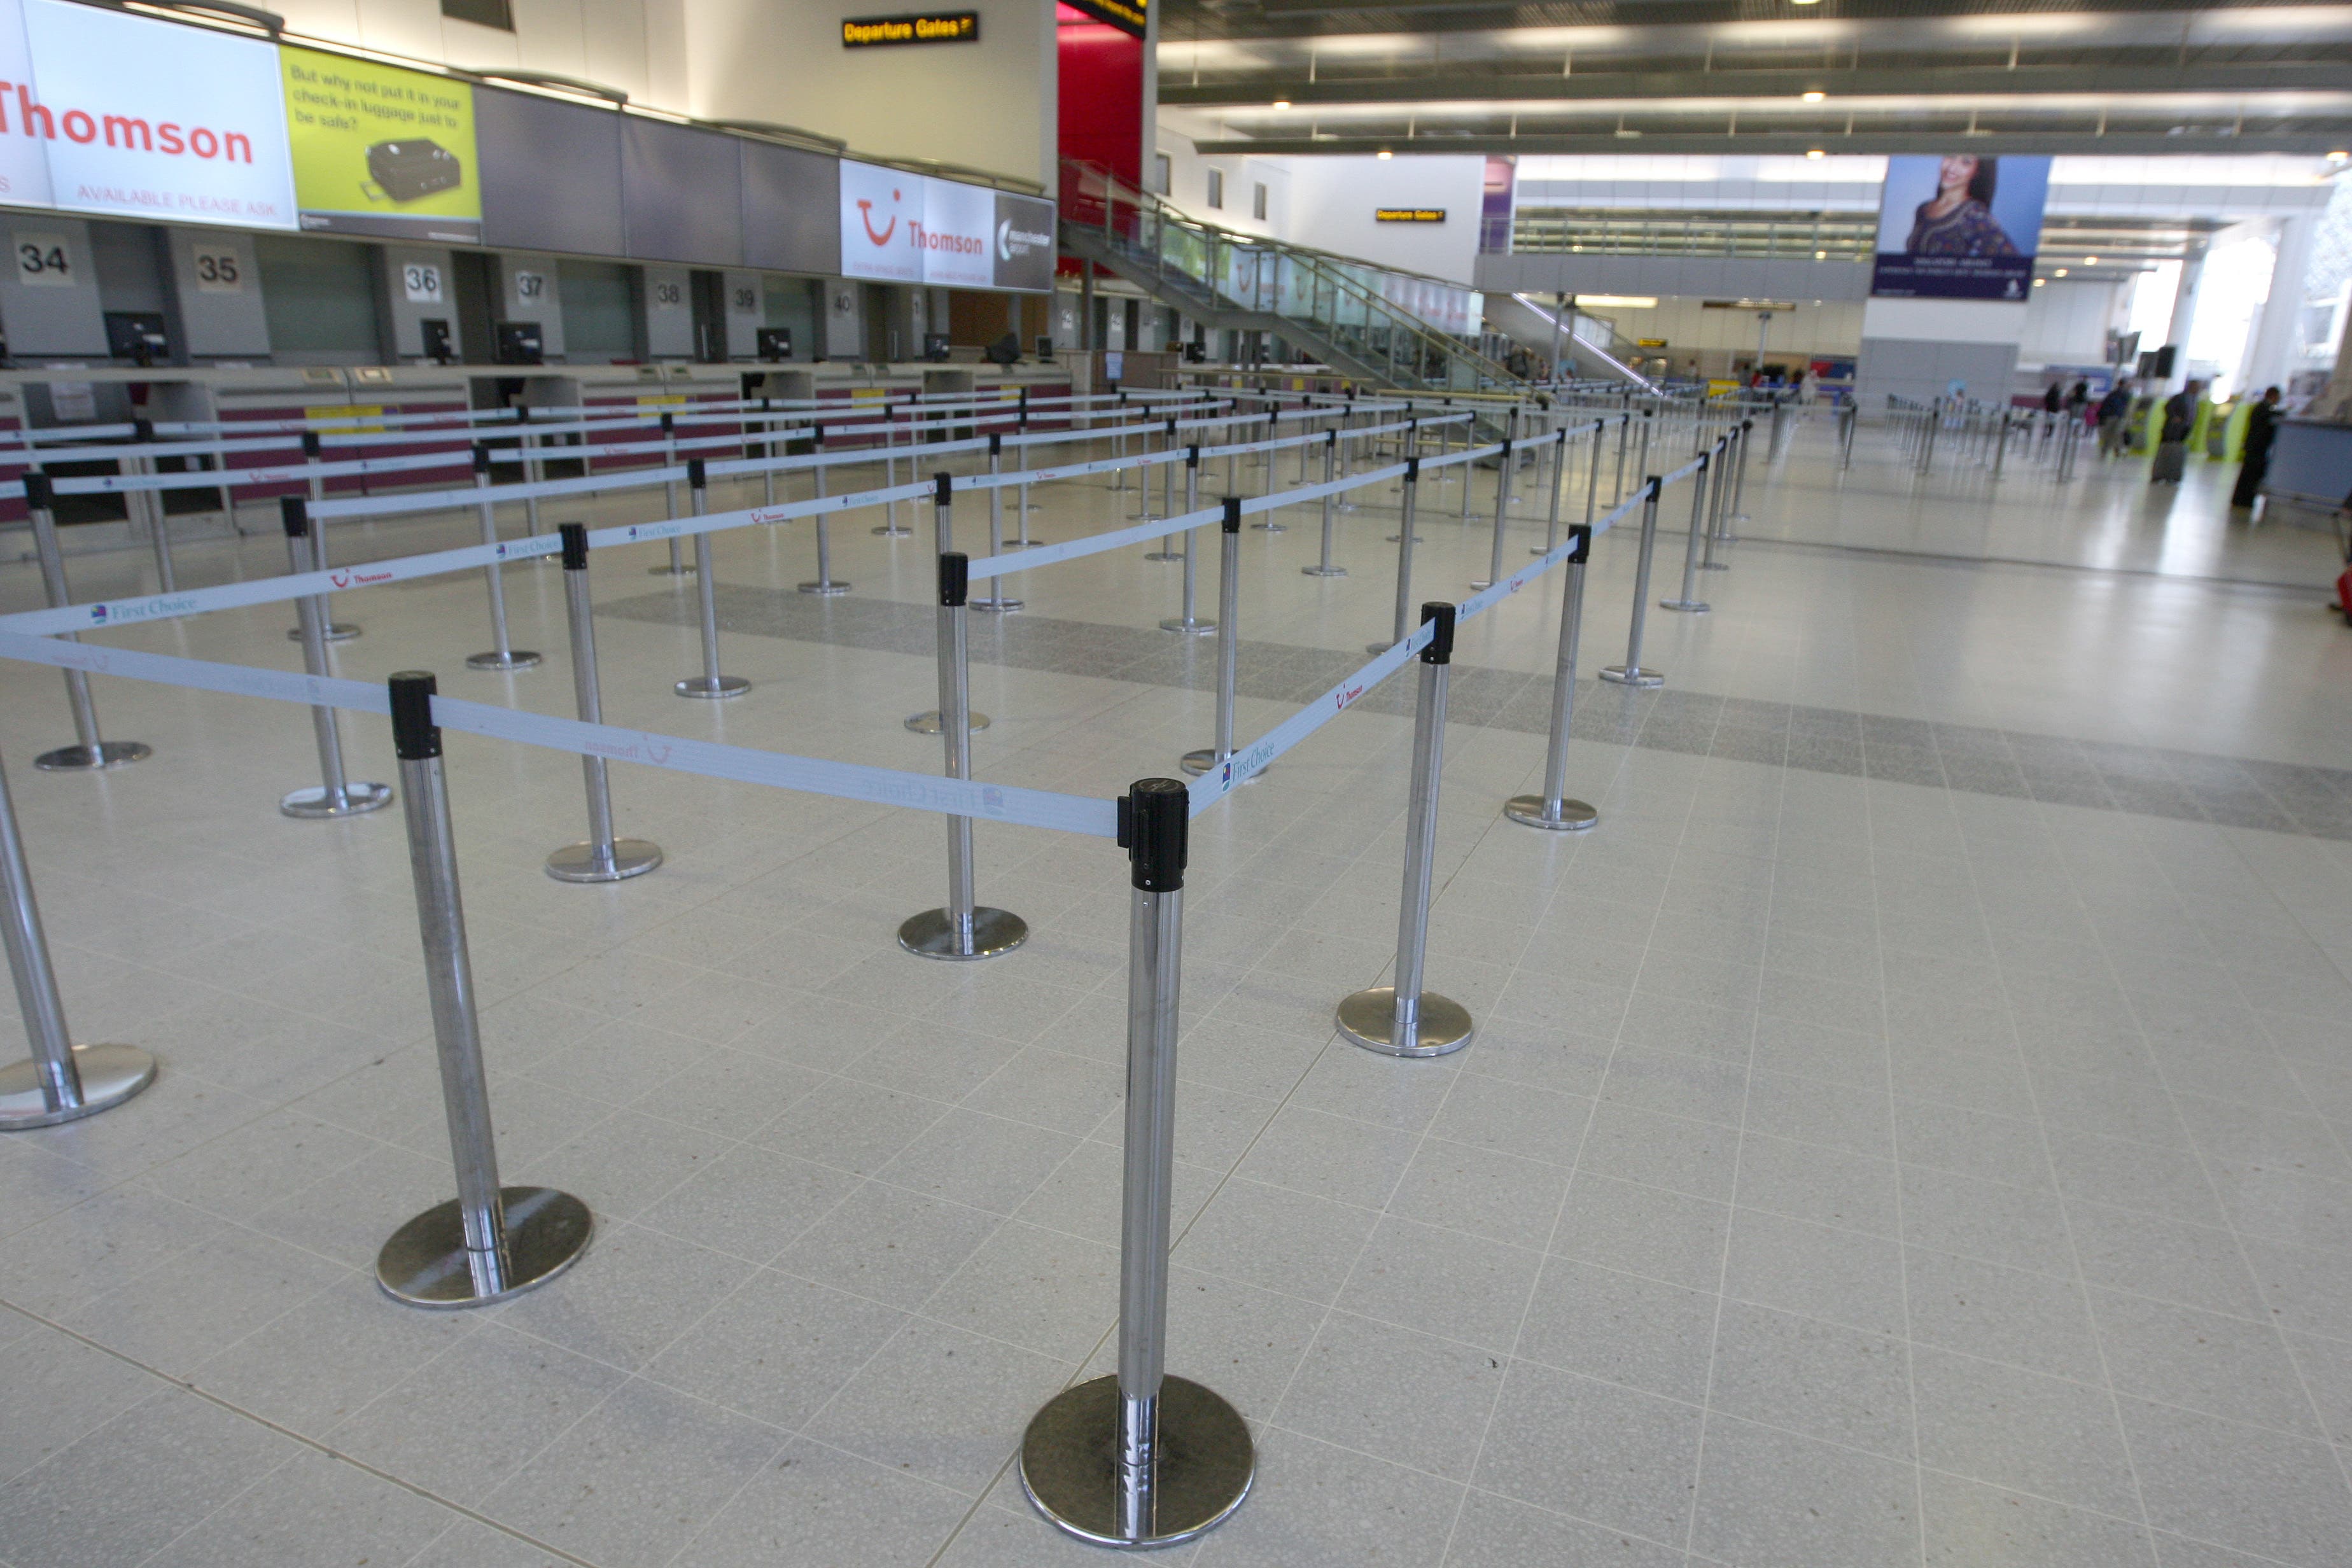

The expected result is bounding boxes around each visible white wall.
[1861,297,2031,344]
[2018,278,2126,368]
[1595,297,1866,360]
[272,0,689,115]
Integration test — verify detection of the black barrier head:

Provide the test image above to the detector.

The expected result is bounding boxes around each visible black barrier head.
[1186,444,1200,468]
[661,412,674,433]
[1646,474,1663,499]
[23,470,52,509]
[279,495,309,538]
[1326,428,1337,446]
[1568,524,1592,564]
[1404,455,1420,482]
[938,551,969,608]
[813,421,825,445]
[301,429,321,458]
[1742,417,1754,431]
[1221,495,1242,533]
[933,471,952,508]
[514,404,530,423]
[687,457,706,489]
[388,671,440,760]
[133,417,153,442]
[559,521,589,570]
[472,442,491,475]
[989,431,1002,456]
[1501,437,1513,456]
[1117,778,1189,893]
[1419,602,1456,665]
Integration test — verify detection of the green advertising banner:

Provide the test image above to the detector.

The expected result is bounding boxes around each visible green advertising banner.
[281,46,481,242]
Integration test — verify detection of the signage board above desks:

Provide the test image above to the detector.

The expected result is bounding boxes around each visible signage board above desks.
[0,0,1053,288]
[841,11,979,47]
[1375,208,1446,223]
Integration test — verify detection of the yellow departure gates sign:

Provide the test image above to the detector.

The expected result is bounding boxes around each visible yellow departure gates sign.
[1375,207,1447,223]
[841,11,979,46]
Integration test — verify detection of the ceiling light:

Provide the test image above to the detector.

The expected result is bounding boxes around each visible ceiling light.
[2033,277,2047,287]
[1791,0,1820,6]
[1802,91,1826,103]
[2328,150,2350,161]
[1805,148,1826,160]
[1271,100,1291,110]
[1574,295,1656,309]
[1376,149,1392,160]
[2055,267,2068,277]
[1815,249,1826,259]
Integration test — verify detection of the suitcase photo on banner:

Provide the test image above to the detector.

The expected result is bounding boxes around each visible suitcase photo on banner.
[2152,440,2187,483]
[364,141,465,204]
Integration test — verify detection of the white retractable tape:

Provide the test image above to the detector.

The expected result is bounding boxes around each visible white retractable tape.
[0,628,387,712]
[1187,621,1436,813]
[431,698,1116,837]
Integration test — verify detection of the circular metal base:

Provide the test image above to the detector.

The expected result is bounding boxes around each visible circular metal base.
[465,650,543,671]
[1384,534,1425,543]
[1336,986,1474,1058]
[281,781,394,819]
[34,741,151,772]
[972,597,1023,613]
[1249,522,1286,533]
[897,906,1028,961]
[675,675,751,699]
[798,580,851,596]
[1599,665,1665,689]
[1658,598,1711,613]
[0,1044,158,1130]
[375,1186,592,1308]
[1699,561,1730,572]
[1143,549,1182,562]
[1020,1375,1256,1550]
[872,524,912,536]
[1002,538,1049,549]
[287,623,360,643]
[1179,748,1266,781]
[904,710,990,734]
[648,564,694,576]
[545,839,663,883]
[1504,794,1599,832]
[1161,618,1215,636]
[1301,564,1348,577]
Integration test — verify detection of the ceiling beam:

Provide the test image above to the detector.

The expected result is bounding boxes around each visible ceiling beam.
[1192,130,2351,155]
[1161,62,2352,108]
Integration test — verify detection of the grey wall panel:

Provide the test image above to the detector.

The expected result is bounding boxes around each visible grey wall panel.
[377,246,455,361]
[1476,252,1872,303]
[164,228,270,360]
[0,218,108,358]
[622,118,744,266]
[1856,337,2017,409]
[741,141,839,276]
[640,264,694,358]
[475,88,626,258]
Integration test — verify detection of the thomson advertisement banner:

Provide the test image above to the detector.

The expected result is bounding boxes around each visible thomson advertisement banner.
[840,160,1054,292]
[1870,153,2050,301]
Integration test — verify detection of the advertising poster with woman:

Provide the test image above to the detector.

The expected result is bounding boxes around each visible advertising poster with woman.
[1872,153,2051,300]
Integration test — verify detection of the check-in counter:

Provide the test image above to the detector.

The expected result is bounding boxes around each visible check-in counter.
[2267,419,2352,519]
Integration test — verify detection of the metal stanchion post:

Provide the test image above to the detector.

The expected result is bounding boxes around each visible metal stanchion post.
[1506,526,1599,832]
[676,460,750,698]
[1473,436,1513,589]
[1613,409,1632,501]
[650,414,692,576]
[906,475,987,732]
[1728,416,1752,526]
[22,474,151,773]
[378,672,591,1305]
[1599,477,1667,687]
[974,435,1021,613]
[0,735,157,1129]
[760,398,779,509]
[1145,420,1181,558]
[289,431,360,641]
[1919,403,1939,475]
[1338,603,1473,1058]
[1661,446,1714,613]
[1249,416,1284,531]
[1159,448,1214,635]
[1534,426,1567,556]
[1180,499,1249,778]
[1302,430,1345,577]
[1991,411,2010,481]
[874,405,912,536]
[1701,427,1735,571]
[128,419,176,594]
[279,499,393,818]
[899,551,1027,960]
[545,524,662,883]
[465,444,542,671]
[799,422,850,595]
[1371,456,1421,653]
[1021,778,1254,1548]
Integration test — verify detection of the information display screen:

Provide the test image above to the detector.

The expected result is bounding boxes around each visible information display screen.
[621,116,741,265]
[473,87,623,258]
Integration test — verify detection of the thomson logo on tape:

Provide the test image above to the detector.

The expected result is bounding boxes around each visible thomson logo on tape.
[329,568,393,589]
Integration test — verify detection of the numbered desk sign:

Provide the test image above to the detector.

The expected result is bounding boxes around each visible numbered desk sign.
[191,245,244,293]
[15,232,74,287]
[403,262,444,304]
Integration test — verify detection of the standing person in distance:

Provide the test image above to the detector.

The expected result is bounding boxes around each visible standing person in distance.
[2152,379,2203,485]
[2232,386,2284,511]
[2096,379,2134,458]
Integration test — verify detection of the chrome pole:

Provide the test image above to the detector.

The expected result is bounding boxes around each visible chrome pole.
[1600,477,1667,687]
[1661,445,1715,613]
[0,736,156,1130]
[464,445,540,671]
[1338,604,1472,1057]
[1534,426,1567,556]
[377,671,591,1306]
[875,405,911,536]
[279,498,392,818]
[1728,416,1752,526]
[1303,430,1345,577]
[1180,498,1245,776]
[1021,779,1254,1548]
[1473,436,1512,589]
[1506,525,1599,832]
[1613,409,1631,501]
[652,414,691,576]
[23,474,151,773]
[974,435,1020,612]
[129,422,174,594]
[288,431,358,641]
[1702,426,1735,571]
[545,524,662,883]
[799,423,850,595]
[1373,456,1422,653]
[1249,416,1284,531]
[899,548,1027,960]
[1160,448,1213,634]
[676,461,749,698]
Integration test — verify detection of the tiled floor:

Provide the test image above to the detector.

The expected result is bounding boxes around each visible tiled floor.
[0,414,2348,1567]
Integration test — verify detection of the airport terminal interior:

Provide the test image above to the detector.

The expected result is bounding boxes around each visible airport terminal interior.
[2,1,2352,1566]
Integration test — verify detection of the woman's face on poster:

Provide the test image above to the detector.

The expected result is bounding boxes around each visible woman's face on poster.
[1939,155,1978,194]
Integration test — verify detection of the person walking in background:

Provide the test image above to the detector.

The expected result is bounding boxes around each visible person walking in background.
[2043,382,2063,416]
[2232,385,2283,510]
[2068,379,2091,417]
[2153,379,2202,484]
[2097,379,2134,457]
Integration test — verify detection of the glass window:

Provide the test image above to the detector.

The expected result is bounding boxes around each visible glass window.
[1154,152,1171,195]
[442,0,513,29]
[559,260,637,360]
[1206,168,1223,209]
[1253,183,1268,221]
[253,235,381,356]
